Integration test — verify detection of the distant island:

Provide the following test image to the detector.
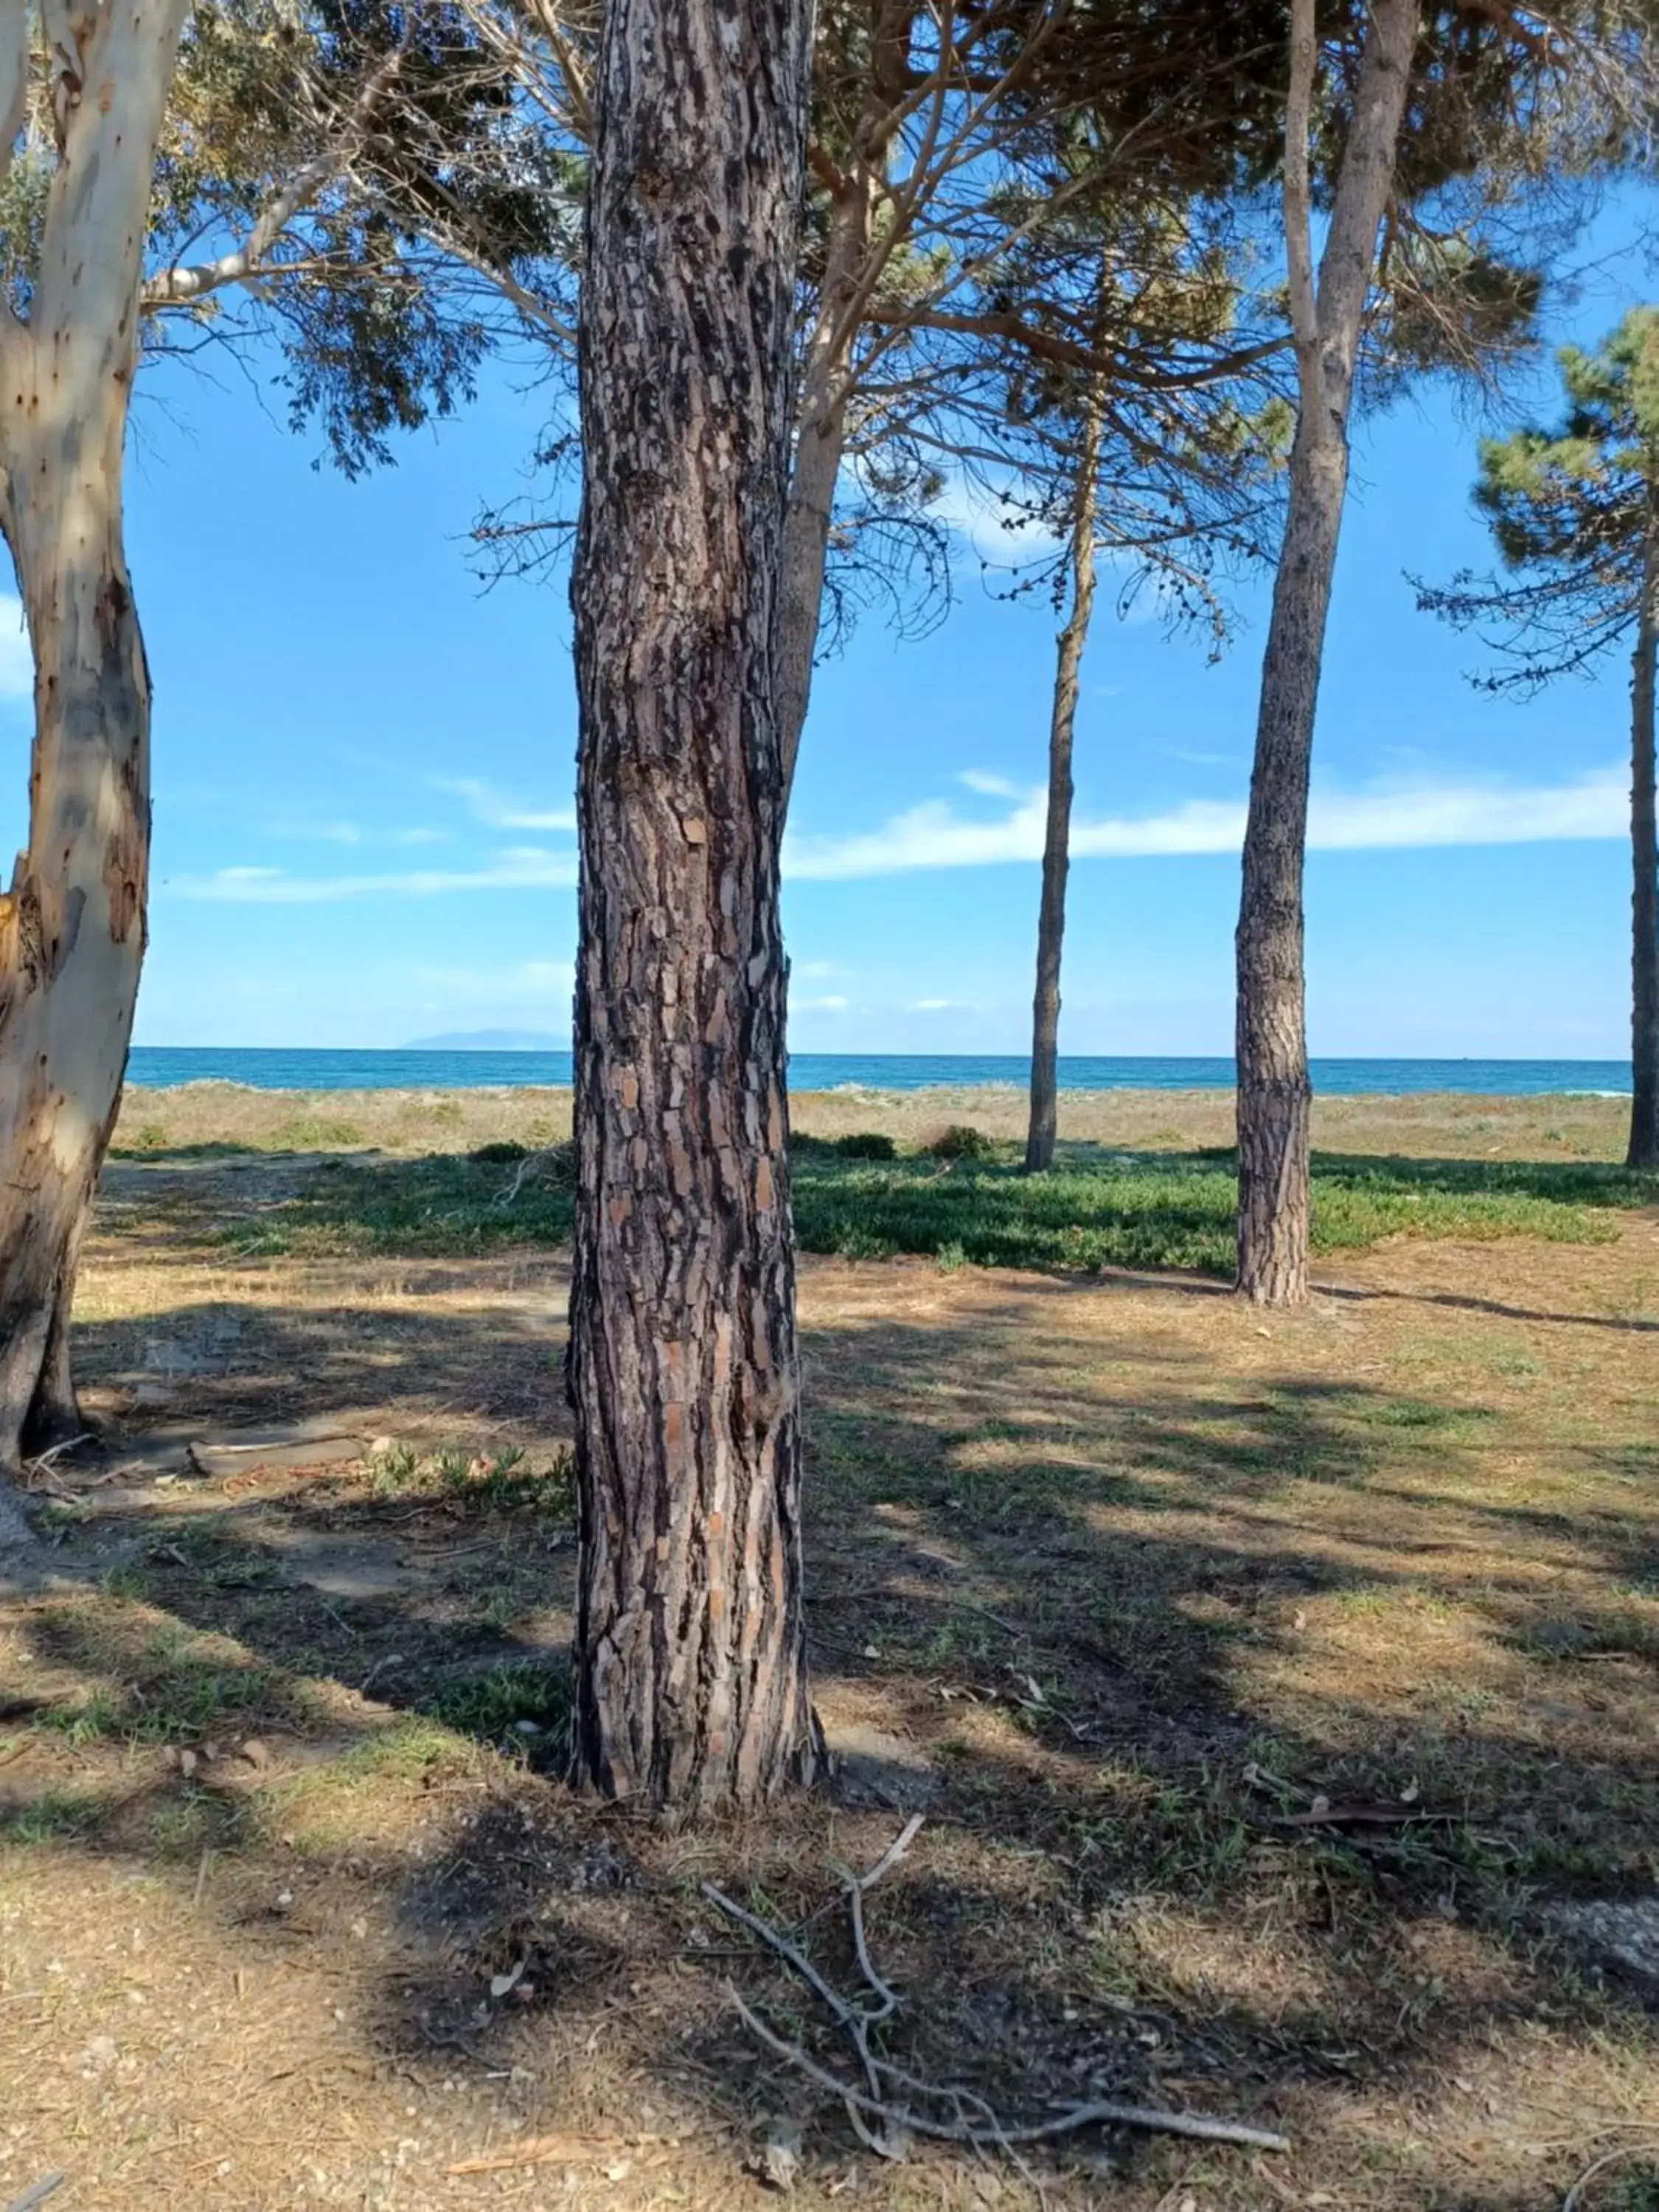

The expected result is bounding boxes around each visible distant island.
[404,1029,566,1050]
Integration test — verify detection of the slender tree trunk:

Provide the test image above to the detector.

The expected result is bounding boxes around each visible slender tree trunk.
[776,193,871,811]
[776,4,912,814]
[1628,515,1659,1169]
[0,2,188,1480]
[1025,384,1102,1174]
[566,0,820,1812]
[1234,0,1417,1306]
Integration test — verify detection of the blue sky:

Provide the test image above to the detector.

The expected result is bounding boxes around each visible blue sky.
[1,203,1652,1059]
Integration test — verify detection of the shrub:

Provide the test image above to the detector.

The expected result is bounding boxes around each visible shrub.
[927,1123,996,1161]
[833,1132,897,1160]
[470,1140,529,1164]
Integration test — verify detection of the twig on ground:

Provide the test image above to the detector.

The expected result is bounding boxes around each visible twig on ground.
[725,1986,1292,2153]
[447,2133,632,2175]
[4,2177,66,2212]
[22,1435,93,1489]
[1563,2138,1659,2211]
[702,1879,898,2158]
[708,1812,1289,2171]
[855,1812,926,1893]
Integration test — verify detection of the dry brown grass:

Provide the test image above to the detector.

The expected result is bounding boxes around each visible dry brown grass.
[114,1079,1635,1163]
[2,1091,1657,2211]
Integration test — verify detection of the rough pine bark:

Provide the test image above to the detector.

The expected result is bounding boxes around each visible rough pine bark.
[1025,384,1102,1175]
[1234,0,1417,1305]
[566,0,820,1811]
[0,3,190,1482]
[1629,515,1659,1170]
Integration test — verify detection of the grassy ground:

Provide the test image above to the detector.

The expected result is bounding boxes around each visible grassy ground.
[1,1088,1657,2211]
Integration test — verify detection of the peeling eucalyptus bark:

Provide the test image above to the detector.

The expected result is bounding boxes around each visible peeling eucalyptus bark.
[1234,0,1417,1306]
[1629,512,1659,1170]
[0,3,190,1476]
[1025,382,1102,1175]
[566,0,820,1811]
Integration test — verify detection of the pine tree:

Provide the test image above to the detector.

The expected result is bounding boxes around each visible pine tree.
[1418,307,1659,1169]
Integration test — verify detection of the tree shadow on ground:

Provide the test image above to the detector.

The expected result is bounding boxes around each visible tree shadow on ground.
[5,1266,1658,2208]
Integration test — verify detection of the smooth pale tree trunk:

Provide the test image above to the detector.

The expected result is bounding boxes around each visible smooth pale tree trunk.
[1234,0,1417,1306]
[1025,386,1102,1174]
[566,0,820,1812]
[1629,515,1659,1169]
[0,4,190,1485]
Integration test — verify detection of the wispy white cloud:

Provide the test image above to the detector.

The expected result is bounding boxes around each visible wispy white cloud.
[0,594,30,703]
[960,769,1026,799]
[170,848,578,903]
[316,821,363,846]
[413,957,572,1001]
[932,479,1059,571]
[911,998,970,1012]
[785,768,1627,880]
[437,776,576,833]
[795,993,849,1012]
[394,827,448,846]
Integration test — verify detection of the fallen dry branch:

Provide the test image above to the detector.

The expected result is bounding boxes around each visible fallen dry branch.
[706,1817,1292,2166]
[447,2134,633,2175]
[726,1986,1293,2154]
[1274,1801,1445,1829]
[1562,2135,1659,2211]
[4,2178,66,2212]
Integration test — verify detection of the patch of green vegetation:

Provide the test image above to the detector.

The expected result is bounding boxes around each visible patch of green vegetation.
[420,1660,570,1745]
[32,1613,317,1747]
[100,1559,153,1601]
[213,1139,1649,1276]
[273,1114,363,1150]
[220,1152,576,1258]
[0,1787,102,1846]
[831,1131,898,1160]
[366,1439,575,1517]
[147,1790,257,1862]
[789,1147,1633,1278]
[926,1122,999,1161]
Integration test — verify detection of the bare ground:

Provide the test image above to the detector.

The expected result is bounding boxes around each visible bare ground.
[2,1092,1658,2212]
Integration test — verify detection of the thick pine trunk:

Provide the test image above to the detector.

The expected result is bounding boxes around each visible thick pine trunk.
[1234,0,1417,1306]
[1629,524,1659,1170]
[0,2,186,1481]
[566,0,819,1812]
[1025,388,1102,1175]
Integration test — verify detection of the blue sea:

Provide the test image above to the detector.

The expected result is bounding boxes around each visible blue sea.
[124,1048,1634,1097]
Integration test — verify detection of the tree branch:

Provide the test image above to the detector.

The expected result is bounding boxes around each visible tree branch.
[143,43,408,308]
[861,303,1280,391]
[726,1987,1293,2154]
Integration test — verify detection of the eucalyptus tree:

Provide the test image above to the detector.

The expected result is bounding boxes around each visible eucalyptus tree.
[0,3,566,1489]
[565,0,819,1808]
[1418,308,1659,1169]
